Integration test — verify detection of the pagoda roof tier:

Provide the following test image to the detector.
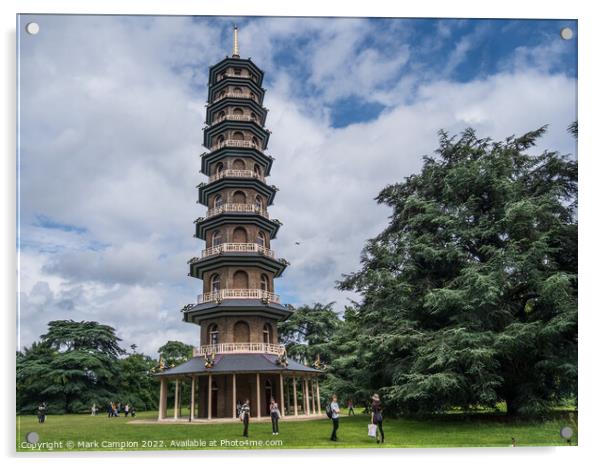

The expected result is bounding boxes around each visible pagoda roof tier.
[205,97,268,127]
[155,353,321,377]
[208,57,264,88]
[188,252,288,279]
[200,147,274,177]
[208,76,266,106]
[194,214,281,240]
[182,299,292,323]
[203,119,271,150]
[197,177,278,206]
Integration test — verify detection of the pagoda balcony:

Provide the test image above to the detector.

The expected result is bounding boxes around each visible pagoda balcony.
[206,203,269,219]
[213,92,258,104]
[211,114,260,126]
[197,288,280,304]
[215,72,261,83]
[193,342,286,357]
[201,242,275,258]
[211,139,262,151]
[208,168,265,183]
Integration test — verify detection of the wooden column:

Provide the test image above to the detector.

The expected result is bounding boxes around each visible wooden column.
[316,379,322,415]
[173,379,180,419]
[256,373,261,419]
[310,378,316,414]
[232,373,237,418]
[207,374,213,420]
[158,377,167,420]
[285,378,290,415]
[190,376,196,420]
[292,375,298,416]
[304,377,310,415]
[279,373,286,418]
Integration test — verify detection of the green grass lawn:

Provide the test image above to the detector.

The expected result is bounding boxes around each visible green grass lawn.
[16,409,577,452]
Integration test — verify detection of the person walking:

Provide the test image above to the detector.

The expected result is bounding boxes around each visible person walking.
[347,398,355,416]
[371,393,384,444]
[91,403,97,416]
[240,399,251,437]
[329,395,340,441]
[37,402,47,423]
[269,397,281,435]
[124,403,130,417]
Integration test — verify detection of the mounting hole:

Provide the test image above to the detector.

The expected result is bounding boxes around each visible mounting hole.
[560,426,573,439]
[25,22,40,35]
[25,431,39,444]
[560,27,573,40]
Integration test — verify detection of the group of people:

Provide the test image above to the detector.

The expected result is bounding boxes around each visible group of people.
[328,394,384,443]
[105,401,136,418]
[236,393,384,444]
[237,397,282,437]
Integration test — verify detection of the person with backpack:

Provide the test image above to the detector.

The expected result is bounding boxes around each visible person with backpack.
[240,399,251,437]
[327,394,340,441]
[371,393,384,444]
[269,397,281,435]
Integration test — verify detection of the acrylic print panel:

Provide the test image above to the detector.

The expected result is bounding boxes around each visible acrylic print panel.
[16,14,578,452]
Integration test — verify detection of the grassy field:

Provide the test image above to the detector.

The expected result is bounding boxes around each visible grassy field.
[16,408,577,452]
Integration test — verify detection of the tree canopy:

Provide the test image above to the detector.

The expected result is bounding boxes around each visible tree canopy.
[337,125,577,416]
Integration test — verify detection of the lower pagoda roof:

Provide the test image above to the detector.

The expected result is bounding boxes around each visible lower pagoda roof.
[195,214,281,240]
[188,253,288,279]
[198,177,277,206]
[156,353,321,377]
[200,147,274,177]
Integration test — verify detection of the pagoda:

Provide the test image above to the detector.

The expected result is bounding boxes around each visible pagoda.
[155,26,321,421]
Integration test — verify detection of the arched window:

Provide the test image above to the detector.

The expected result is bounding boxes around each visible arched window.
[215,162,224,175]
[232,131,244,141]
[250,112,257,122]
[255,195,263,211]
[253,164,261,178]
[233,321,250,343]
[210,274,221,292]
[214,194,223,209]
[233,107,244,116]
[263,323,272,344]
[233,227,248,243]
[256,231,266,248]
[216,135,225,148]
[251,74,257,83]
[234,68,242,76]
[233,159,245,170]
[233,190,246,204]
[218,90,226,99]
[233,270,249,289]
[208,324,219,345]
[212,230,223,247]
[250,92,256,101]
[252,136,259,148]
[260,274,270,292]
[216,110,225,123]
[233,87,243,95]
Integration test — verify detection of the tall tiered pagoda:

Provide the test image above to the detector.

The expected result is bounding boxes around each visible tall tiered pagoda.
[156,26,321,421]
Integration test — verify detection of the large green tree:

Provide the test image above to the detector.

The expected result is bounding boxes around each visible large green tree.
[17,320,126,413]
[338,126,577,416]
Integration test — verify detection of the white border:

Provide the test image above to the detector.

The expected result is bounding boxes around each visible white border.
[3,1,600,465]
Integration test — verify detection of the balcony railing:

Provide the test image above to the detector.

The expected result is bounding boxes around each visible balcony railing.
[193,342,285,357]
[208,169,265,183]
[216,72,259,83]
[197,289,280,304]
[201,242,275,258]
[206,203,269,219]
[211,114,259,126]
[213,92,257,104]
[211,139,262,151]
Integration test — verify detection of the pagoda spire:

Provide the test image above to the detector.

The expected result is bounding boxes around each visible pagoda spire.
[232,25,240,58]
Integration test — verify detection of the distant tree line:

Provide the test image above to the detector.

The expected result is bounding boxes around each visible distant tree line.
[16,320,193,414]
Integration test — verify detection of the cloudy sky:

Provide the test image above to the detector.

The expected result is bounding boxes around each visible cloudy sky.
[17,15,577,355]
